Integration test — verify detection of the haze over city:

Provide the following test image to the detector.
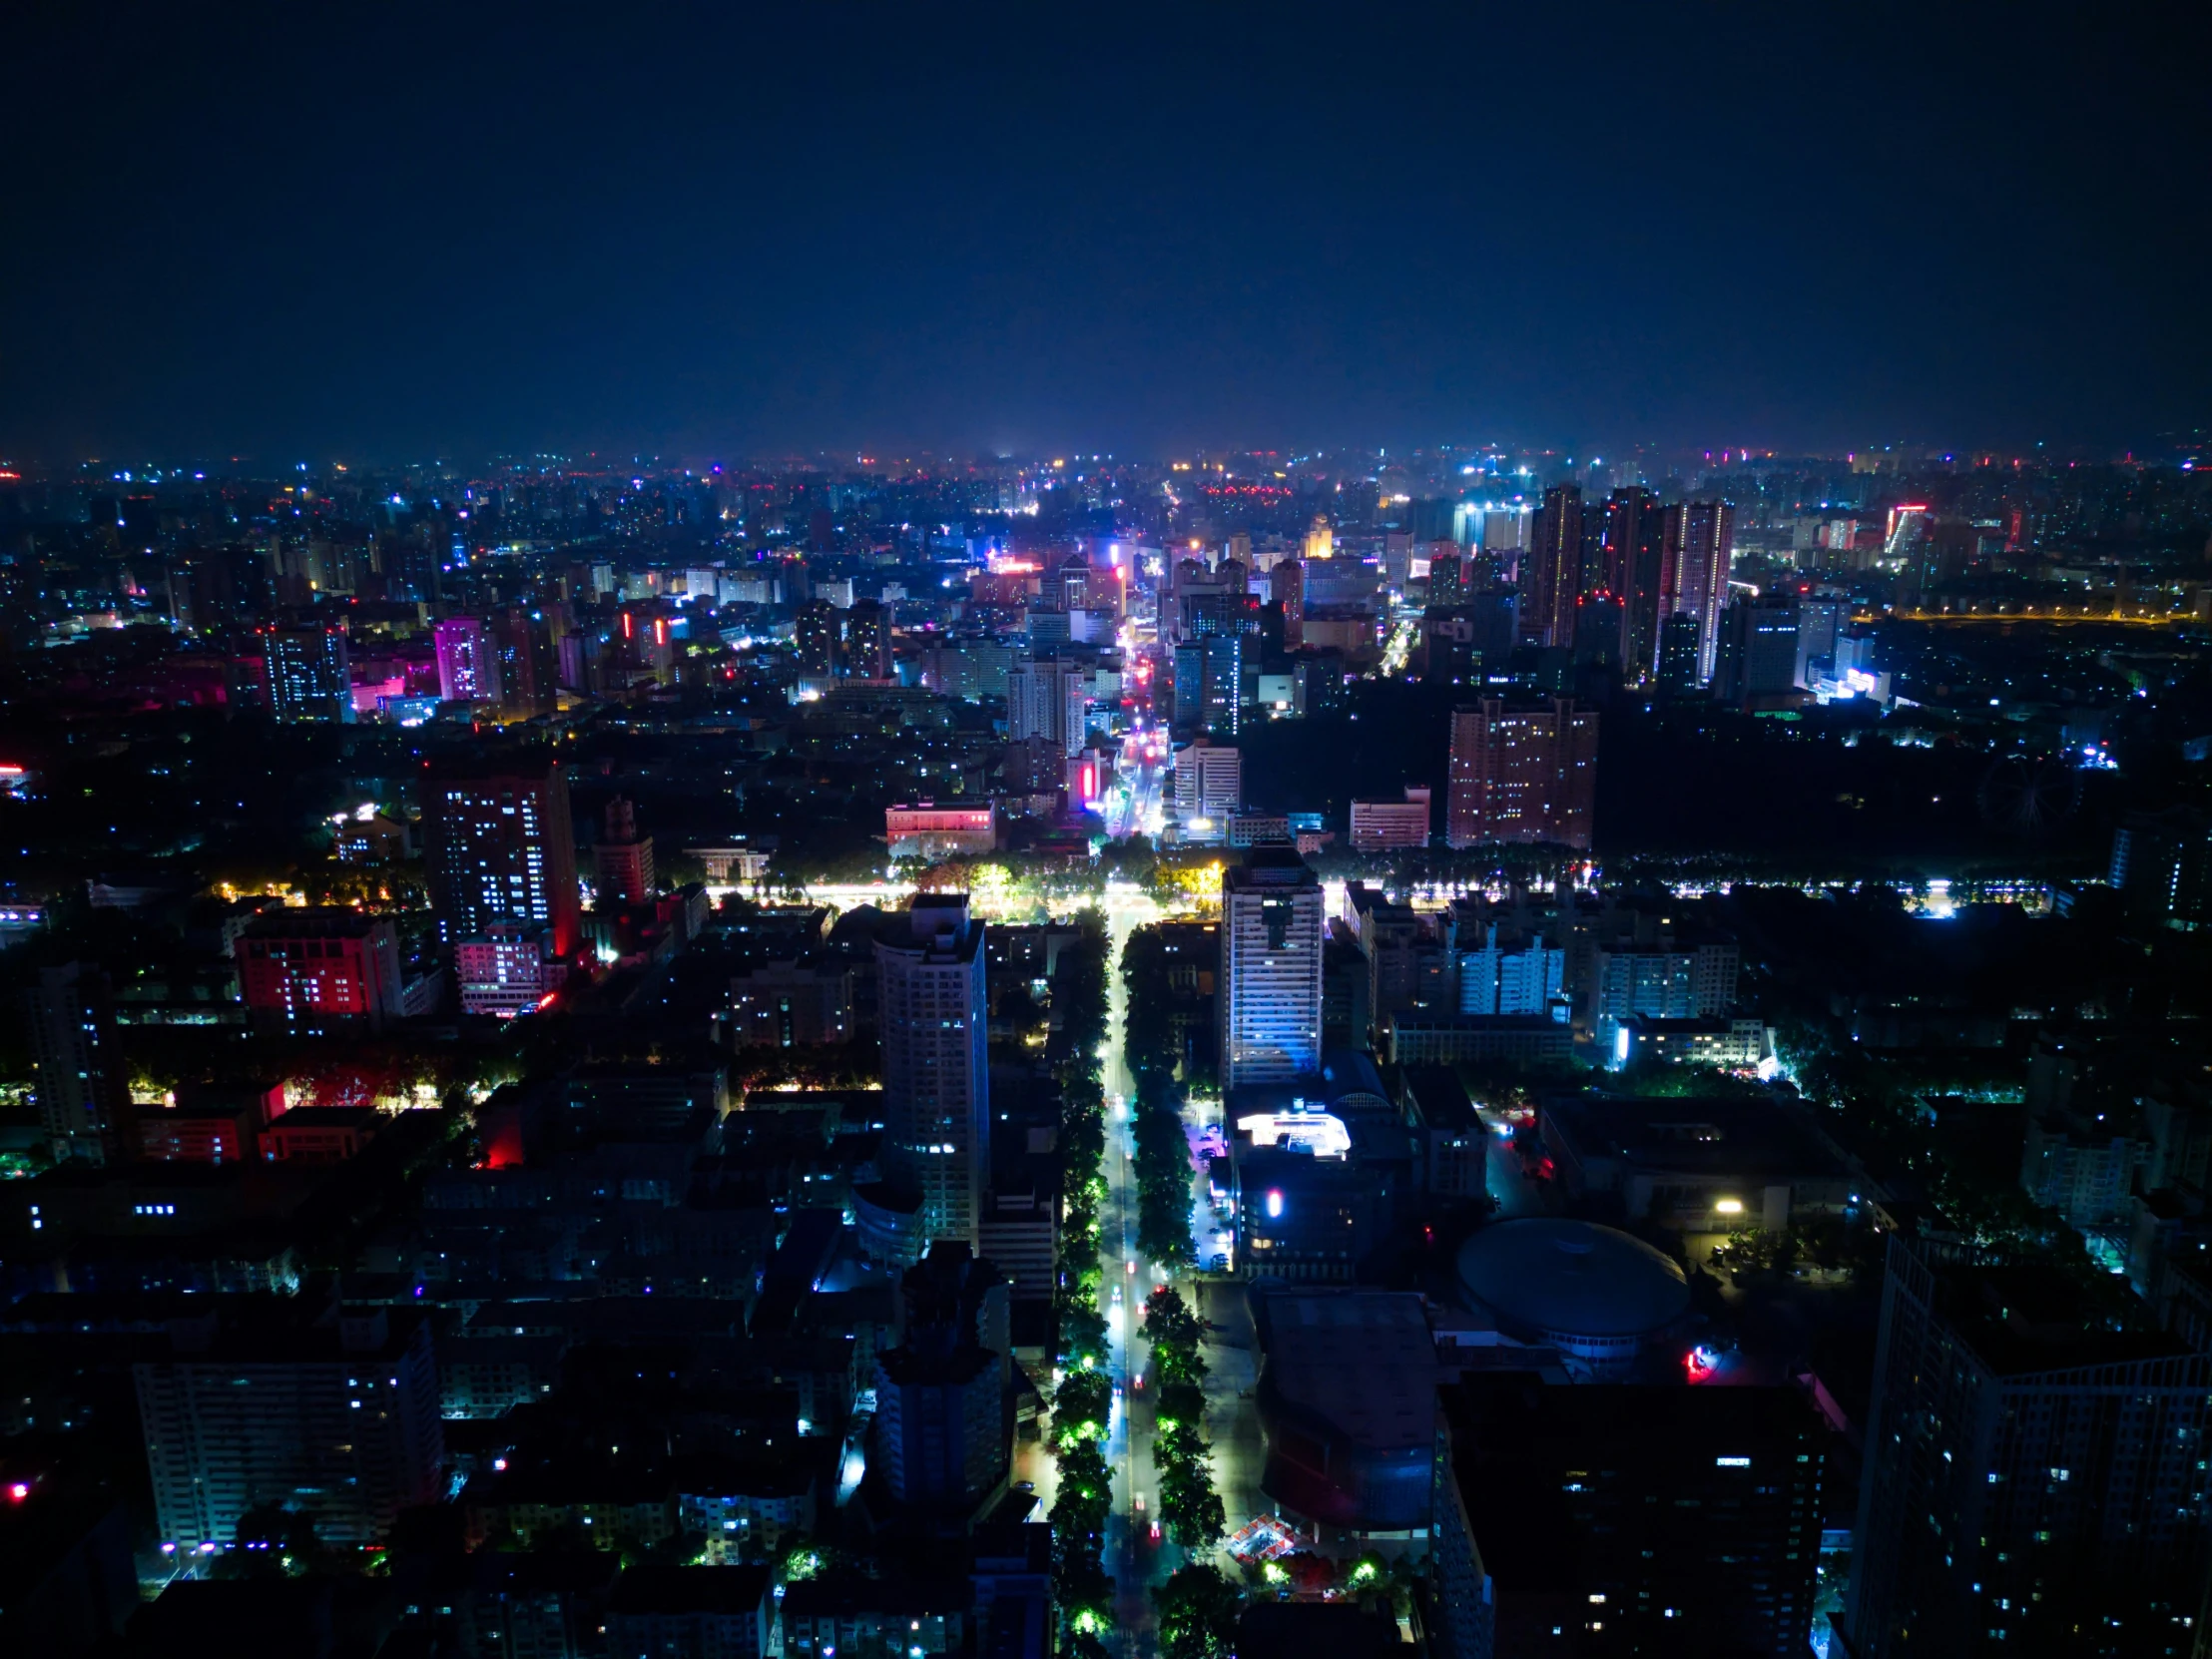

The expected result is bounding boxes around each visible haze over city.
[3,8,2212,1659]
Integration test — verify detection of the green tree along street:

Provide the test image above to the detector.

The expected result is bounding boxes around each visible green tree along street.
[1052,912,1113,1373]
[1044,914,1117,1645]
[1048,1366,1116,1639]
[1152,1563,1245,1659]
[1120,923,1203,1272]
[1144,1285,1227,1549]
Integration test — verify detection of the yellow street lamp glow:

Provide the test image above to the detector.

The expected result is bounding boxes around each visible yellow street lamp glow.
[1715,1198,1744,1215]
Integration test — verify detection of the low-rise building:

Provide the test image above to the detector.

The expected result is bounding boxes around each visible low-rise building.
[1538,1093,1853,1230]
[885,803,997,860]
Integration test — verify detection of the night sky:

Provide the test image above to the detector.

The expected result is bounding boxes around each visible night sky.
[6,2,2207,462]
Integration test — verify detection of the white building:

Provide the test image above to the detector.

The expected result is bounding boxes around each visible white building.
[1172,739,1242,827]
[1006,659,1089,756]
[1218,845,1326,1089]
[874,896,990,1258]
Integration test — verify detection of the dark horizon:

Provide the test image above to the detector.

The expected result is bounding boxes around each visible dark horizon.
[6,2,2209,462]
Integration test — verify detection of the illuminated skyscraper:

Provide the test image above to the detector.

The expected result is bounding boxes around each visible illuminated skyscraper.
[1219,844,1325,1089]
[1524,483,1584,648]
[1445,698,1598,850]
[423,755,582,957]
[875,896,990,1254]
[1666,500,1735,684]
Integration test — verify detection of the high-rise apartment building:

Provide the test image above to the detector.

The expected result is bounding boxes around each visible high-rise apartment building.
[27,961,128,1164]
[1847,1236,2212,1656]
[843,599,892,679]
[1432,1377,1827,1659]
[423,755,582,957]
[135,1302,444,1551]
[262,626,351,723]
[1524,483,1584,648]
[1006,659,1089,756]
[1601,485,1673,678]
[594,796,656,903]
[434,615,493,704]
[1444,699,1599,850]
[875,896,990,1256]
[1452,919,1565,1017]
[490,608,557,716]
[1667,500,1735,683]
[1656,612,1702,693]
[1268,558,1305,650]
[1218,844,1325,1089]
[1713,596,1802,705]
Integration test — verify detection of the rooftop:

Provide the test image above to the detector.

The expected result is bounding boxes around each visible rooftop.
[1457,1218,1690,1340]
[1256,1290,1436,1454]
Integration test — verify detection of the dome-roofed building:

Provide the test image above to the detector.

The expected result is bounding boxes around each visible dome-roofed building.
[1456,1218,1689,1378]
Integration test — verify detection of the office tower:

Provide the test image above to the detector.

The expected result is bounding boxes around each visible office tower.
[1792,593,1847,688]
[875,896,990,1254]
[1524,483,1584,647]
[27,961,128,1164]
[1847,1236,2212,1656]
[594,797,656,903]
[135,1303,444,1550]
[871,1244,1013,1518]
[423,755,583,957]
[1218,844,1325,1089]
[1432,1378,1828,1659]
[844,598,892,679]
[1171,739,1242,824]
[1269,558,1305,650]
[1656,612,1702,694]
[1172,635,1242,739]
[490,608,557,716]
[1445,698,1599,850]
[434,616,493,703]
[1006,658,1089,756]
[261,625,350,723]
[1713,595,1801,704]
[1667,499,1734,683]
[1601,485,1673,677]
[237,909,404,1034]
